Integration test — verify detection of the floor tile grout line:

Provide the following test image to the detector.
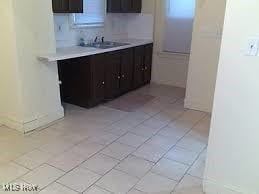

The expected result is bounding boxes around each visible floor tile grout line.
[171,146,208,193]
[60,109,203,194]
[55,164,104,194]
[150,170,185,182]
[172,113,209,153]
[135,96,185,119]
[124,138,182,193]
[2,86,207,194]
[124,108,209,193]
[127,188,144,194]
[146,100,185,122]
[121,99,190,154]
[17,163,66,193]
[37,125,137,193]
[37,117,129,177]
[92,184,114,194]
[3,123,203,188]
[54,181,81,193]
[44,163,67,173]
[79,148,147,194]
[163,147,200,166]
[11,161,33,172]
[162,112,209,168]
[78,109,179,194]
[86,98,208,193]
[93,184,114,194]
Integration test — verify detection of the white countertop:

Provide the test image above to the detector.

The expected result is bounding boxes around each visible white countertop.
[38,39,153,62]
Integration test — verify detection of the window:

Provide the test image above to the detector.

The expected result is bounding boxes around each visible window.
[163,0,195,53]
[72,0,105,27]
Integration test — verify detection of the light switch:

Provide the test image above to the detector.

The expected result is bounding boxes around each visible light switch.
[246,38,259,56]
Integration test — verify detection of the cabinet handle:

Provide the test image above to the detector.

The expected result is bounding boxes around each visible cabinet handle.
[102,81,105,85]
[118,76,121,79]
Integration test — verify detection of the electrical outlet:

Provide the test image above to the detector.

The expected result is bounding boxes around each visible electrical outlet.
[55,22,67,41]
[56,24,63,33]
[246,38,259,56]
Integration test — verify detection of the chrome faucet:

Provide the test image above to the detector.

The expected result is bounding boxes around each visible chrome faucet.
[94,36,105,43]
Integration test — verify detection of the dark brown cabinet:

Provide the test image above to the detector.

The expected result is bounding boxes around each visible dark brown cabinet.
[52,0,83,13]
[133,44,153,88]
[107,0,142,13]
[121,0,131,12]
[58,44,152,108]
[107,0,122,13]
[133,46,145,88]
[58,57,91,107]
[120,48,134,94]
[144,44,153,84]
[131,0,142,13]
[103,49,134,99]
[90,54,106,105]
[104,51,121,99]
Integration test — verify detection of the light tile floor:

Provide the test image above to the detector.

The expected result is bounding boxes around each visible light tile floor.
[0,84,210,194]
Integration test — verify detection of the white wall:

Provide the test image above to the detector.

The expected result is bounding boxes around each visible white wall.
[127,14,154,40]
[0,0,24,126]
[13,0,64,132]
[0,0,64,132]
[204,0,259,193]
[185,0,226,112]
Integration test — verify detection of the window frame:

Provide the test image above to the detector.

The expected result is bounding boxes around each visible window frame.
[160,0,195,54]
[70,0,106,28]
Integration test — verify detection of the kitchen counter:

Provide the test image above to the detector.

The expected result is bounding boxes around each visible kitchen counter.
[38,39,153,62]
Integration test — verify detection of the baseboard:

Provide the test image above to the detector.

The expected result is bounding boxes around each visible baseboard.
[151,80,186,89]
[204,179,250,194]
[184,98,212,113]
[1,107,64,133]
[1,117,25,132]
[23,107,64,133]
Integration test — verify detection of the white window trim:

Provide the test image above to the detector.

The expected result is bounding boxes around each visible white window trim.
[69,14,105,29]
[70,0,106,29]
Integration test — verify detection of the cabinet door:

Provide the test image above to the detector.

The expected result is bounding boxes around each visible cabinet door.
[133,46,145,88]
[69,0,83,13]
[144,44,153,84]
[131,0,142,12]
[91,54,106,104]
[120,48,134,93]
[105,52,121,99]
[107,0,122,12]
[121,0,131,12]
[52,0,69,13]
[58,57,91,108]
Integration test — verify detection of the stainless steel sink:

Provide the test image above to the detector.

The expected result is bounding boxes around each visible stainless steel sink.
[82,41,130,49]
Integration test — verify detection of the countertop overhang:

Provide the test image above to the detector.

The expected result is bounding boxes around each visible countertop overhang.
[38,39,153,62]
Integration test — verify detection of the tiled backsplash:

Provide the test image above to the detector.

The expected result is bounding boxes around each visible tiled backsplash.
[54,13,153,48]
